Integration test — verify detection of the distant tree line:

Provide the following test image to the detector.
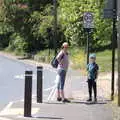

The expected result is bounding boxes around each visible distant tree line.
[0,0,113,54]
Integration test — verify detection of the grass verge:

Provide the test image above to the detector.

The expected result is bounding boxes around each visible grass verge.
[2,48,118,73]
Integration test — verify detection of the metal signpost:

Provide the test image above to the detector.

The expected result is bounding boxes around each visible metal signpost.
[103,0,117,100]
[83,12,94,64]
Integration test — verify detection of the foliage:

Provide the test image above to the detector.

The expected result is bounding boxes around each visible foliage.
[59,0,112,48]
[0,0,113,53]
[8,33,28,53]
[70,47,86,69]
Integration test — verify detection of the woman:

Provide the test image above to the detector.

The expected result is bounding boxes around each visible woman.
[56,42,70,103]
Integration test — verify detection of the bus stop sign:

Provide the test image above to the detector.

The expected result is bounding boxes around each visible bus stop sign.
[83,12,94,29]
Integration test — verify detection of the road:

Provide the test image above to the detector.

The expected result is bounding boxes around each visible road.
[0,55,56,111]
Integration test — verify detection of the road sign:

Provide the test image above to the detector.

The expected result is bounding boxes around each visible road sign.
[83,12,94,29]
[104,0,113,9]
[118,0,120,19]
[103,0,117,19]
[103,9,114,18]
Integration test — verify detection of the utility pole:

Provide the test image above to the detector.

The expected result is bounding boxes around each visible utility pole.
[118,25,120,106]
[53,0,57,56]
[117,0,120,106]
[111,0,117,100]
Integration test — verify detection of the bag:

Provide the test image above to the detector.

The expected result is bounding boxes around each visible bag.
[51,56,59,68]
[51,53,64,68]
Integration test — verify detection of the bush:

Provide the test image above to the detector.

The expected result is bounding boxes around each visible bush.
[7,33,28,55]
[70,48,86,69]
[34,49,54,63]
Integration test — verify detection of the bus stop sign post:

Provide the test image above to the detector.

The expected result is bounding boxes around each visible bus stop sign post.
[83,12,94,64]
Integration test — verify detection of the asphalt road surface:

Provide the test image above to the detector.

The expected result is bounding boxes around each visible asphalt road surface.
[0,55,56,111]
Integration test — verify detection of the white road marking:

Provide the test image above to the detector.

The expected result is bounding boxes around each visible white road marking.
[0,102,13,116]
[0,67,58,116]
[0,100,39,116]
[44,86,55,91]
[14,74,35,80]
[44,67,57,73]
[14,74,45,80]
[0,117,12,120]
[0,108,39,116]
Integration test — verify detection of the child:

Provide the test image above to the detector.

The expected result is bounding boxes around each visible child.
[87,54,99,102]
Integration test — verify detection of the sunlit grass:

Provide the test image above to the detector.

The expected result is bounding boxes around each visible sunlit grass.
[70,49,118,73]
[4,47,118,73]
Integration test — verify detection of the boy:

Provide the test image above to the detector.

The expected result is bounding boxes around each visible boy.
[87,54,99,102]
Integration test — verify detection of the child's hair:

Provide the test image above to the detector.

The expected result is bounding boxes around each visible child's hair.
[89,54,96,59]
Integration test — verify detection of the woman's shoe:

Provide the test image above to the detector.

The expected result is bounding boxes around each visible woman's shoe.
[62,98,71,103]
[87,98,92,102]
[94,98,97,102]
[57,97,62,102]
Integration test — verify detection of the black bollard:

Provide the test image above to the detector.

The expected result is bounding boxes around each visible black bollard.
[24,71,33,117]
[37,66,43,103]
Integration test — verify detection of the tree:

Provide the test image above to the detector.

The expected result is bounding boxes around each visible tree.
[59,0,112,49]
[0,0,113,53]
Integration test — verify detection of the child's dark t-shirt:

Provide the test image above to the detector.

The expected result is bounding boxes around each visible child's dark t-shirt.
[87,62,99,80]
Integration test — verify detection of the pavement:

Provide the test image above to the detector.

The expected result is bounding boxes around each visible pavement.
[0,51,114,120]
[0,69,114,120]
[0,51,58,109]
[0,100,112,120]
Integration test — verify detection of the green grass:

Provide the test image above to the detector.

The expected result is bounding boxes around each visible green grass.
[112,95,118,105]
[4,47,25,56]
[34,49,55,63]
[35,48,118,73]
[96,50,118,72]
[69,48,117,72]
[3,47,118,73]
[69,47,86,70]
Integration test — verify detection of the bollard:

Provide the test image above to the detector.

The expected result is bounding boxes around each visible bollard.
[37,66,43,103]
[24,71,33,117]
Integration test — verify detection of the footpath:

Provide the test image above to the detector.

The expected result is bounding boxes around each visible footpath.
[0,51,115,120]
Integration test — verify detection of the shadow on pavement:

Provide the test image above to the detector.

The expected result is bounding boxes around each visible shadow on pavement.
[43,100,108,105]
[43,98,111,105]
[44,102,65,105]
[72,101,107,105]
[71,99,112,105]
[33,116,63,119]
